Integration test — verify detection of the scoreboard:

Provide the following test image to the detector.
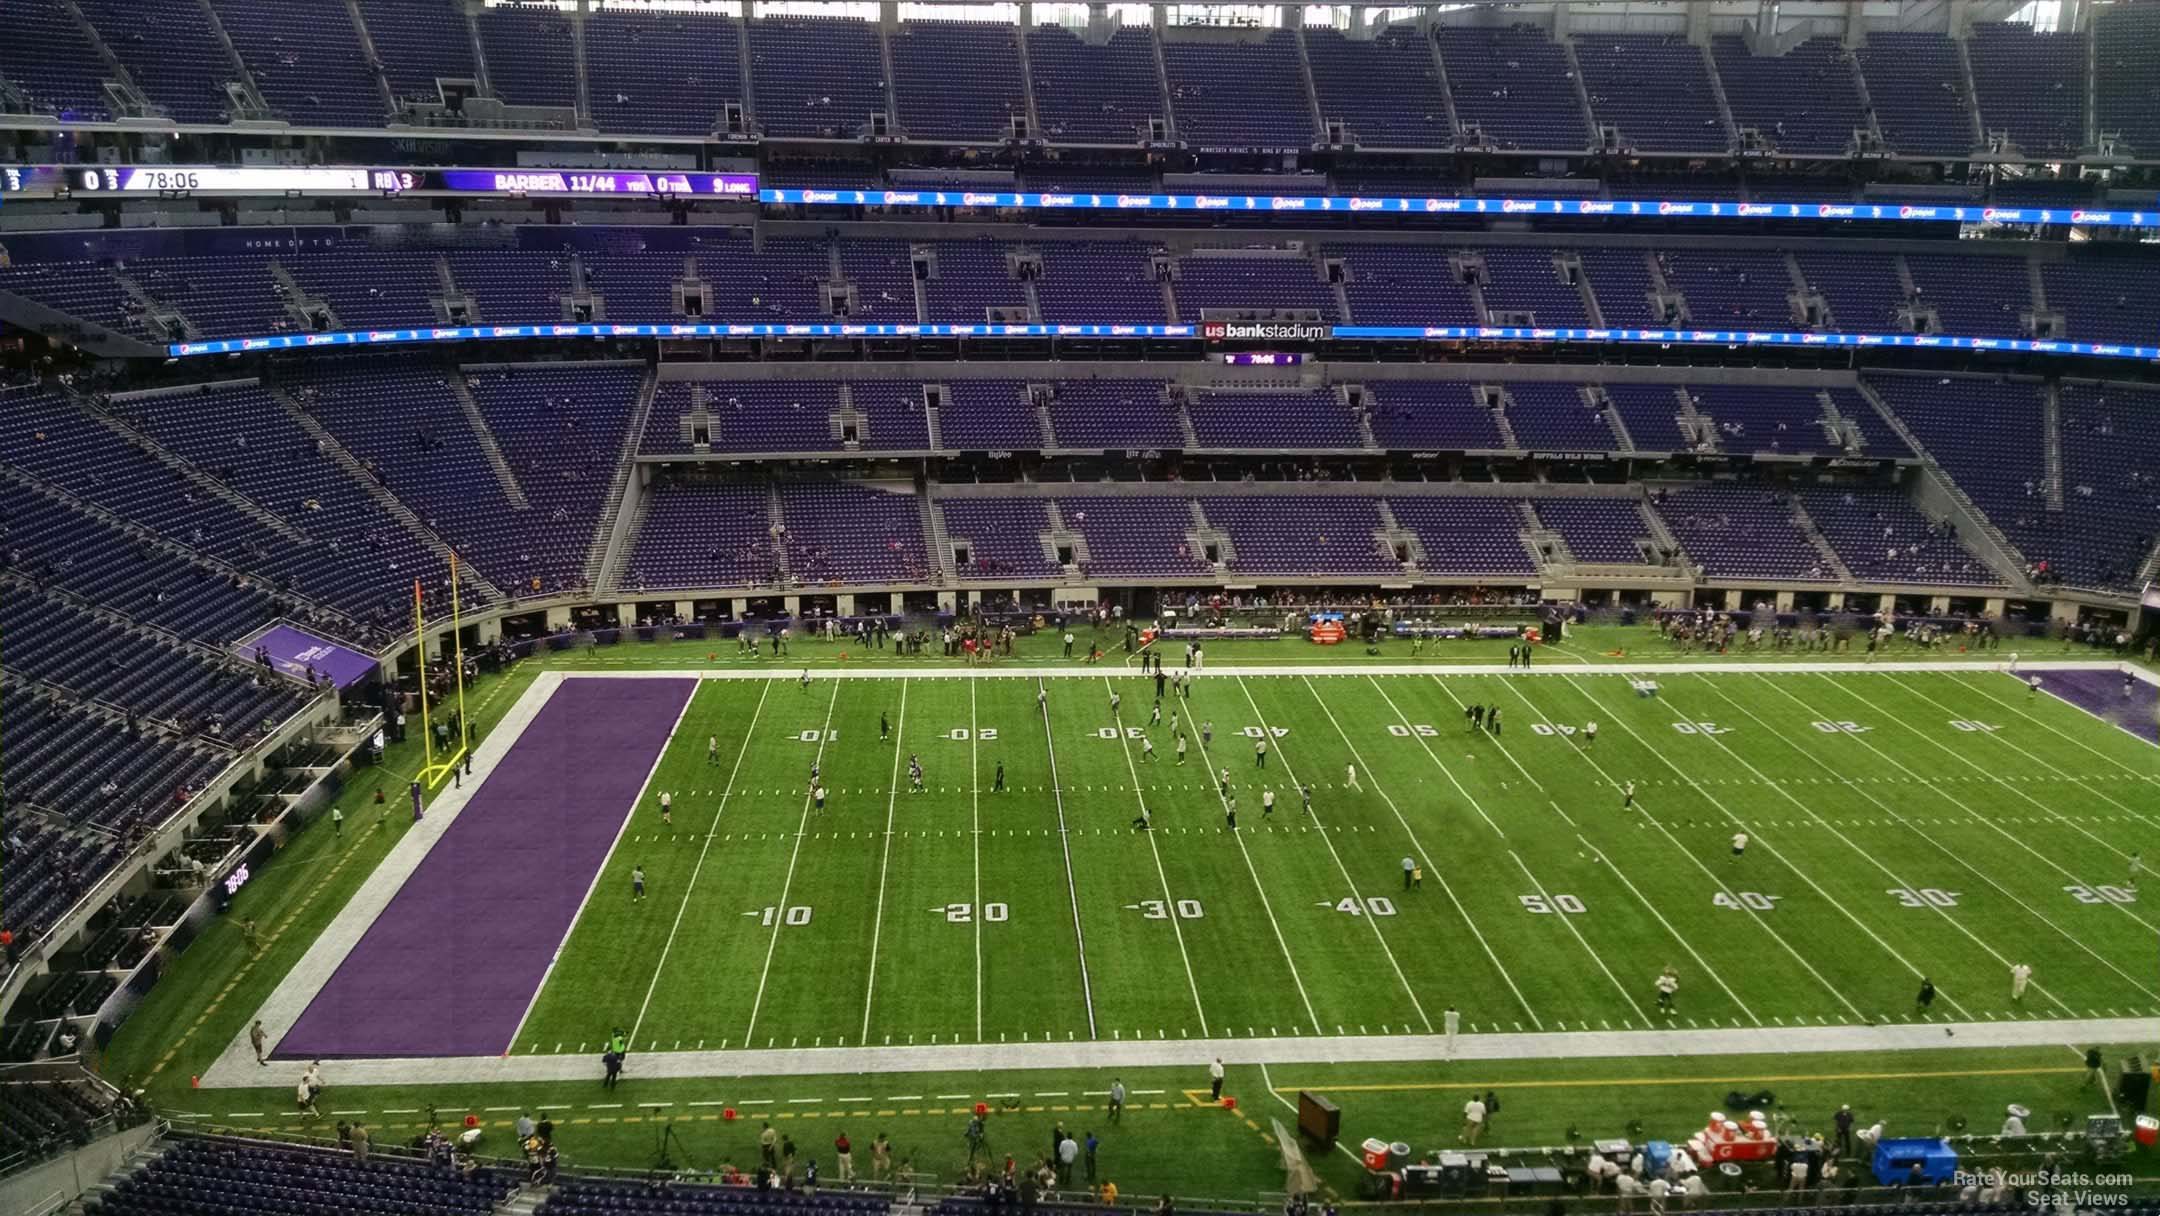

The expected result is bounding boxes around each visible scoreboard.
[0,165,759,199]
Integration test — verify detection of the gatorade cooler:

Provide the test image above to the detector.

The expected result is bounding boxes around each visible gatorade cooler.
[2135,1115,2158,1147]
[1362,1138,1391,1169]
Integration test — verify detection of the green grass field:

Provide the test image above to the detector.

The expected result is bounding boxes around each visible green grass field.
[516,663,2160,1055]
[98,630,2160,1200]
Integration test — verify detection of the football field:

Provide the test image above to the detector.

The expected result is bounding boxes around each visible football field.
[496,663,2160,1061]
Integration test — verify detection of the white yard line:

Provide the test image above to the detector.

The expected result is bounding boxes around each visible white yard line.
[1432,677,1759,1024]
[1899,673,2160,828]
[859,681,911,1043]
[969,677,984,1043]
[1763,674,2160,957]
[1683,676,2082,1018]
[1098,676,1209,1036]
[1483,677,1863,1023]
[1562,673,1967,1018]
[1809,673,2151,863]
[743,680,843,1046]
[628,680,775,1048]
[1231,674,1430,1033]
[1363,676,1645,1022]
[1179,687,1325,1037]
[1298,677,1541,1029]
[1036,679,1099,1040]
[507,676,700,1053]
[554,659,2128,682]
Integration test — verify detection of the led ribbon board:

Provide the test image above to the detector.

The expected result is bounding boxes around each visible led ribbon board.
[761,188,2158,230]
[164,321,2160,361]
[0,166,759,198]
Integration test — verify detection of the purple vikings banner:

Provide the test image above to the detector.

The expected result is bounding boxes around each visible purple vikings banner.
[234,623,379,689]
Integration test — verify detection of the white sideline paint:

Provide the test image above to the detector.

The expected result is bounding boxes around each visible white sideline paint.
[213,662,2149,1090]
[199,1015,2160,1090]
[224,669,568,1078]
[529,659,2142,681]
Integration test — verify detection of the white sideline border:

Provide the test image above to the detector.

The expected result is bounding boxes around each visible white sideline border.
[531,658,2151,681]
[213,671,567,1082]
[201,659,2150,1090]
[203,1017,2160,1092]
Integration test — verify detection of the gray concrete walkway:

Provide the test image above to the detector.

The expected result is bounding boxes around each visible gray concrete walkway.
[201,1014,2151,1091]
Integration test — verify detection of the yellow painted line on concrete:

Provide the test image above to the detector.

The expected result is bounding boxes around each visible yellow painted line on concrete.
[1269,1064,2083,1096]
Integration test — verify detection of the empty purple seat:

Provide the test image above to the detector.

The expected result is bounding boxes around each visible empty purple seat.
[1652,484,1835,581]
[1205,496,1395,575]
[2041,254,2160,347]
[1535,499,1657,564]
[1437,24,1587,151]
[211,0,384,128]
[940,499,1059,580]
[923,241,1030,324]
[1712,36,1863,155]
[1044,379,1181,450]
[1173,252,1338,322]
[1969,22,2088,158]
[1333,245,1479,326]
[475,4,578,110]
[1033,241,1168,324]
[1578,250,1662,327]
[1855,32,1977,157]
[1575,33,1728,153]
[1387,498,1536,574]
[891,20,1026,142]
[1057,497,1211,577]
[1363,381,1504,450]
[779,482,931,585]
[1185,387,1362,450]
[587,8,743,137]
[1660,249,1798,328]
[1505,383,1615,450]
[1478,248,1590,327]
[1799,486,2002,585]
[1304,26,1450,149]
[624,478,776,590]
[1026,25,1161,144]
[749,17,888,139]
[0,0,116,121]
[361,0,476,106]
[79,0,235,123]
[1162,31,1313,150]
[2095,3,2160,158]
[936,380,1039,450]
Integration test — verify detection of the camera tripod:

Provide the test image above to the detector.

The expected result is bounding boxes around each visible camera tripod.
[650,1113,687,1172]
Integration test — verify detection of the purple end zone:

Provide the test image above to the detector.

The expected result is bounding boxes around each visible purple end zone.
[2029,667,2160,747]
[277,677,695,1058]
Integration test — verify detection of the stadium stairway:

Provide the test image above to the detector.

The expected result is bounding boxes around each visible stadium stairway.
[448,372,532,511]
[920,485,954,583]
[1851,380,2034,592]
[263,383,511,604]
[75,392,312,545]
[1786,496,1857,583]
[587,367,658,594]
